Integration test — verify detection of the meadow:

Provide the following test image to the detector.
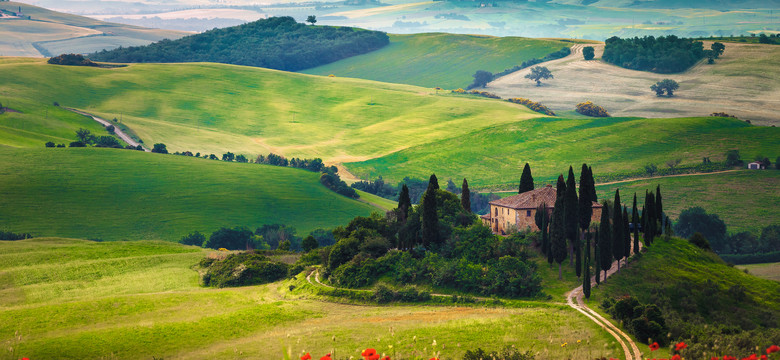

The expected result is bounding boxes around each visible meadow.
[0,1,185,57]
[0,238,624,359]
[594,170,780,234]
[0,148,379,241]
[345,116,779,188]
[737,262,780,282]
[301,33,580,89]
[0,58,543,160]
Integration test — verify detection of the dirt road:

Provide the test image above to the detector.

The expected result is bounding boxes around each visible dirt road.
[66,108,149,151]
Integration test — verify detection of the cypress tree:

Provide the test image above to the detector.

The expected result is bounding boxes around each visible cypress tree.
[632,193,639,255]
[551,175,568,280]
[535,203,549,255]
[645,191,656,246]
[398,184,411,222]
[623,207,631,259]
[655,184,663,234]
[599,201,612,282]
[579,163,593,233]
[583,231,591,299]
[565,166,579,268]
[421,185,438,247]
[461,178,471,213]
[518,163,534,193]
[427,174,439,192]
[612,190,624,271]
[587,166,597,203]
[594,228,601,285]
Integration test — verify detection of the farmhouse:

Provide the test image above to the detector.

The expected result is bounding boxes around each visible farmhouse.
[747,161,764,170]
[480,185,603,234]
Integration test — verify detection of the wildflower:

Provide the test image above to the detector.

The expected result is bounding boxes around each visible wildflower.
[321,354,332,360]
[650,342,661,351]
[369,355,380,360]
[712,357,720,360]
[362,348,377,358]
[761,355,768,360]
[561,342,567,347]
[301,353,312,360]
[768,345,780,354]
[381,357,391,360]
[672,355,681,360]
[577,340,582,344]
[432,340,437,347]
[675,342,688,351]
[429,358,439,360]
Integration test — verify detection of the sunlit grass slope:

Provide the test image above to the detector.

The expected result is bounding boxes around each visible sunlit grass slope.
[0,58,542,161]
[0,148,379,241]
[0,238,624,359]
[346,116,779,188]
[301,33,575,89]
[595,170,780,234]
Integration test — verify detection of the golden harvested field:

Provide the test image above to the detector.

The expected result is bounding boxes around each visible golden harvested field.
[488,43,780,126]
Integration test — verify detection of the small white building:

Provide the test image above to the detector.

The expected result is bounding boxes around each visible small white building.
[747,161,764,170]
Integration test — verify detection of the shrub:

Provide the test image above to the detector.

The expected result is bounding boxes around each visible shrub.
[180,231,206,246]
[506,97,555,116]
[45,141,55,147]
[689,232,711,250]
[203,226,254,250]
[47,53,98,67]
[69,141,86,147]
[575,101,611,117]
[151,143,168,154]
[201,251,289,288]
[94,135,122,148]
[0,230,33,240]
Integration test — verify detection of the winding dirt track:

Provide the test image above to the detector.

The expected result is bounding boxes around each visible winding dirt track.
[65,108,149,151]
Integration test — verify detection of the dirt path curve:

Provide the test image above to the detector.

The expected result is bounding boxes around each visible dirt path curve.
[593,170,740,187]
[565,241,644,360]
[65,108,149,151]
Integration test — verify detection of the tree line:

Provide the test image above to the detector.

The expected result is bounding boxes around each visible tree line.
[602,35,719,73]
[89,16,390,72]
[467,47,570,89]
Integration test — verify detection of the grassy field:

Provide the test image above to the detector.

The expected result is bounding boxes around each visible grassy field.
[0,148,380,241]
[594,170,780,234]
[0,238,624,359]
[345,116,779,188]
[737,262,780,282]
[489,42,780,126]
[301,33,578,89]
[0,1,185,57]
[0,58,543,161]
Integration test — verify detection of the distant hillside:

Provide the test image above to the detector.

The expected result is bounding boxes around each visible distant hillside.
[90,17,390,72]
[555,0,780,9]
[0,148,380,241]
[0,1,186,57]
[302,33,584,89]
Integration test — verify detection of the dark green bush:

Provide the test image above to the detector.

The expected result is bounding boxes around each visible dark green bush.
[201,252,289,288]
[180,231,206,246]
[689,232,711,250]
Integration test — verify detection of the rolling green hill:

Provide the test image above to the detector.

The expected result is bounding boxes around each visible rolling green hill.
[0,58,543,162]
[0,238,624,359]
[0,1,186,57]
[301,33,581,89]
[0,148,380,241]
[345,116,779,188]
[594,170,780,234]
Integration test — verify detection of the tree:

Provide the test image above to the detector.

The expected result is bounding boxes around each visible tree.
[421,181,439,247]
[650,79,679,97]
[583,46,595,60]
[673,207,727,248]
[612,189,624,271]
[306,15,317,25]
[776,156,780,170]
[759,33,773,44]
[45,141,55,148]
[106,125,115,135]
[598,201,612,282]
[655,184,663,233]
[180,231,206,246]
[302,235,318,253]
[564,166,579,270]
[594,228,600,285]
[586,166,597,203]
[235,154,248,163]
[398,184,411,222]
[203,226,253,250]
[470,70,493,89]
[222,152,235,161]
[665,158,681,174]
[644,191,656,245]
[578,163,594,233]
[152,143,168,154]
[711,42,725,58]
[427,173,439,192]
[535,203,550,256]
[461,178,471,213]
[525,66,553,86]
[644,163,658,176]
[550,174,568,280]
[518,163,534,193]
[583,231,591,299]
[95,135,121,148]
[725,149,743,166]
[75,128,94,145]
[623,207,630,260]
[632,193,639,255]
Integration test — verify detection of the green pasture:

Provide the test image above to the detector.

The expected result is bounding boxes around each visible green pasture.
[0,238,624,359]
[0,148,379,241]
[346,116,779,189]
[302,33,574,89]
[0,58,542,159]
[594,170,780,234]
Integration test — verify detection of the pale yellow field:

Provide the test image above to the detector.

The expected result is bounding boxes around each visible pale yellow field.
[488,43,780,126]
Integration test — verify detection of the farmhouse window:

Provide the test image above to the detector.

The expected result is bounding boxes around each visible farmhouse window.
[527,210,531,217]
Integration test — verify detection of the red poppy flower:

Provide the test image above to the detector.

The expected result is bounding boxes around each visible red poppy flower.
[381,357,391,360]
[650,342,661,351]
[761,355,768,360]
[675,342,688,351]
[362,348,377,357]
[301,353,312,360]
[672,354,681,360]
[321,353,332,360]
[429,358,440,360]
[369,354,380,360]
[768,345,780,354]
[712,357,720,360]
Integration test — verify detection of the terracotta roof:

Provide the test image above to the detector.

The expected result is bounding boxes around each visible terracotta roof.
[479,214,491,219]
[489,185,603,210]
